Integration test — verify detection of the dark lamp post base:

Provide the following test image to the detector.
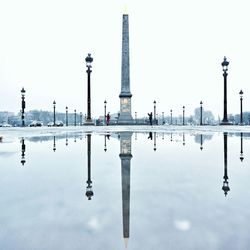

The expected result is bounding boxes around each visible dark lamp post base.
[220,120,232,125]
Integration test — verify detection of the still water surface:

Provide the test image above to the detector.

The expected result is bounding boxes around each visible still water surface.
[0,131,250,250]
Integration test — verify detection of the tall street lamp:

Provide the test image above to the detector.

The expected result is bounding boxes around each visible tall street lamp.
[221,56,230,125]
[200,101,203,125]
[153,100,156,124]
[65,106,68,126]
[85,53,94,125]
[53,100,56,126]
[80,112,83,126]
[182,106,185,125]
[104,100,107,125]
[74,109,77,126]
[21,88,26,127]
[239,90,243,125]
[170,109,172,125]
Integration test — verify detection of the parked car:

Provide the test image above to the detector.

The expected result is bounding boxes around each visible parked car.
[29,121,43,127]
[1,123,12,127]
[47,121,64,127]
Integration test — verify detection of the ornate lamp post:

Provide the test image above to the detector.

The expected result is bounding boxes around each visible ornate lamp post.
[86,134,94,200]
[65,106,68,126]
[170,109,172,125]
[21,138,26,165]
[239,90,243,125]
[80,112,83,126]
[221,57,230,125]
[85,53,94,125]
[21,88,26,127]
[200,101,203,125]
[74,109,77,126]
[53,101,56,126]
[153,100,156,124]
[182,106,185,125]
[240,132,244,162]
[222,132,230,196]
[104,100,107,125]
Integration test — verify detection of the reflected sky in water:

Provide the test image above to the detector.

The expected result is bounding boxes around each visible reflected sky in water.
[1,131,250,250]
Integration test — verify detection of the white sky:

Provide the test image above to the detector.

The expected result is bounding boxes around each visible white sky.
[1,0,250,118]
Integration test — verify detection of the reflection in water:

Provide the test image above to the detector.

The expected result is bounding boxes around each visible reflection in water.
[53,136,56,152]
[66,134,68,146]
[153,132,156,151]
[222,132,230,196]
[20,138,26,166]
[104,134,110,152]
[86,134,94,200]
[148,132,152,140]
[182,132,185,146]
[240,132,244,162]
[119,132,132,247]
[200,134,203,151]
[170,132,173,142]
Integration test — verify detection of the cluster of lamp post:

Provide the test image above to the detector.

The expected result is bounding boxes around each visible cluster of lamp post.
[20,56,246,127]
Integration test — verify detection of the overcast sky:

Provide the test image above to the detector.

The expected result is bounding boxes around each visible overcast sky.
[1,0,250,118]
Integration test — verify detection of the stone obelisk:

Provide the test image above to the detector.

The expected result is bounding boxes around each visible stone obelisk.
[118,13,134,124]
[119,132,132,247]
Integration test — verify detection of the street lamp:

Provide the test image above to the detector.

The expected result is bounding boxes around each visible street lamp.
[239,90,243,125]
[162,112,164,125]
[240,132,244,162]
[170,109,172,125]
[80,112,83,126]
[53,100,56,126]
[104,100,107,125]
[200,101,203,125]
[65,106,68,126]
[74,109,77,126]
[85,53,94,125]
[221,56,230,125]
[182,106,185,125]
[153,100,156,124]
[21,88,26,127]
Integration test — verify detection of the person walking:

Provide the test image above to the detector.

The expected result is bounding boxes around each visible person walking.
[106,112,111,125]
[148,112,153,125]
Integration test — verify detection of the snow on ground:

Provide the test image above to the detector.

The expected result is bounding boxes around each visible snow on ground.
[1,125,250,140]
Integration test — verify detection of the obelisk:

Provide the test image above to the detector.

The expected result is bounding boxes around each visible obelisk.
[119,132,132,247]
[118,13,134,124]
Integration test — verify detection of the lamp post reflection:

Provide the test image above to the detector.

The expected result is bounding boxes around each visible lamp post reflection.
[53,136,56,152]
[104,134,107,152]
[239,132,244,162]
[153,132,157,151]
[182,132,185,146]
[119,132,132,247]
[21,138,26,165]
[86,134,94,200]
[66,134,68,146]
[200,134,203,150]
[222,132,230,196]
[170,132,173,142]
